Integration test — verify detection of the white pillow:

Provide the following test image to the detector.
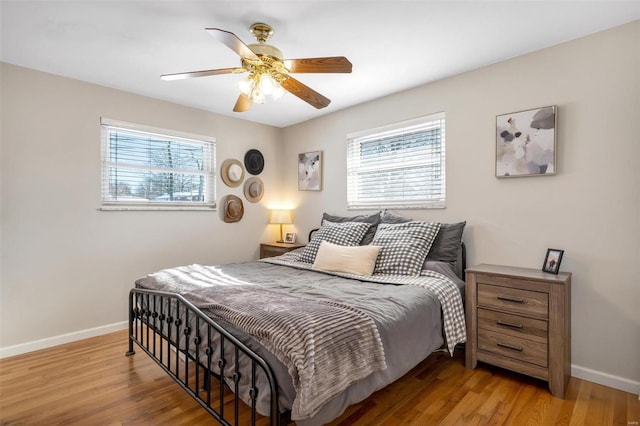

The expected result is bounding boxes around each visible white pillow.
[312,241,381,276]
[298,221,371,264]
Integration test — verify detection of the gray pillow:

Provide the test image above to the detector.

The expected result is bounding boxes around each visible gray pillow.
[322,211,381,245]
[371,221,440,276]
[380,210,465,264]
[379,210,412,224]
[426,221,466,263]
[298,221,372,264]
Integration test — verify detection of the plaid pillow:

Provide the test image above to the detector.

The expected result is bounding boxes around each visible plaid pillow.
[321,212,381,245]
[372,221,441,275]
[298,222,372,264]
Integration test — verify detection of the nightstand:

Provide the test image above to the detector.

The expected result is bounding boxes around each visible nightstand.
[260,242,305,259]
[465,264,571,398]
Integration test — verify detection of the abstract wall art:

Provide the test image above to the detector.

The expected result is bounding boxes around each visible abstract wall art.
[298,151,322,191]
[496,105,557,177]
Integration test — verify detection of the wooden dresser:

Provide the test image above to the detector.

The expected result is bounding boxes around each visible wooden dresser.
[259,242,305,259]
[465,264,571,398]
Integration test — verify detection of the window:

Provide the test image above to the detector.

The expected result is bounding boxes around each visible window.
[347,112,445,209]
[100,119,216,210]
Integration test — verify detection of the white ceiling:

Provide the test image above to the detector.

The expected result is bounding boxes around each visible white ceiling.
[2,1,639,128]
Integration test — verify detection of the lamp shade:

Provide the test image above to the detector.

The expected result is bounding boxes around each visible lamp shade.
[270,209,292,224]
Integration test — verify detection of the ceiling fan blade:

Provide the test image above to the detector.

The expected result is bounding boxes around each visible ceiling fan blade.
[284,56,352,73]
[206,28,260,61]
[233,93,253,112]
[281,76,331,109]
[161,67,243,81]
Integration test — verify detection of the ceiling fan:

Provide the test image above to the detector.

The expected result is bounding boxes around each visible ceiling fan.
[161,23,352,112]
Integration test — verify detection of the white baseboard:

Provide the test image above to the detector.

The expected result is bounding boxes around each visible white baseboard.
[0,321,128,359]
[572,363,640,397]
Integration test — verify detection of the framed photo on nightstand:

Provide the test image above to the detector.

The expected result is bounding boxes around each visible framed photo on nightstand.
[284,232,296,244]
[542,248,564,274]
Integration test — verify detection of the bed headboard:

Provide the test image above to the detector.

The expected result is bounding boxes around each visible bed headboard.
[455,241,467,281]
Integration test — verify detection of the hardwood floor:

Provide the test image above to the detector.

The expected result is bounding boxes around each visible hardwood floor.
[0,330,637,425]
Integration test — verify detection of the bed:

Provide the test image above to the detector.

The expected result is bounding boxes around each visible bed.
[127,211,467,425]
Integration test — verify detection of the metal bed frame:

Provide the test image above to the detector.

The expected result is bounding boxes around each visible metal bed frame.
[126,288,288,426]
[126,238,465,426]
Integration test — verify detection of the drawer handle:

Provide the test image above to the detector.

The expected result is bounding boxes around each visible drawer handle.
[497,342,523,352]
[497,295,524,303]
[497,320,524,329]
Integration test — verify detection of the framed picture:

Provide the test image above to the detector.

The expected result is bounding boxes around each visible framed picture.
[542,248,564,274]
[496,105,557,178]
[284,232,296,244]
[298,151,322,191]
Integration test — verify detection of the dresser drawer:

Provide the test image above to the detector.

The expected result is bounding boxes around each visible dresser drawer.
[261,246,289,258]
[260,243,305,259]
[478,283,548,318]
[478,308,547,344]
[478,329,548,368]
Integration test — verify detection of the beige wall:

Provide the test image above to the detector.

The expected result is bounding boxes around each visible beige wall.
[283,22,640,385]
[0,63,285,348]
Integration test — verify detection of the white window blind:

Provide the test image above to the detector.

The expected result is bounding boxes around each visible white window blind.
[100,119,216,210]
[347,112,445,209]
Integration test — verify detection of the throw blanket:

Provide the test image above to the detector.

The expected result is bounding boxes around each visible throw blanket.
[263,252,467,356]
[138,265,387,421]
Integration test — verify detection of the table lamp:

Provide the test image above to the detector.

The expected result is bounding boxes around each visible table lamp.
[270,209,292,243]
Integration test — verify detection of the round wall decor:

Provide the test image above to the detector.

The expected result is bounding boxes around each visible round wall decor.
[223,195,244,223]
[221,159,245,187]
[243,177,264,203]
[244,149,264,175]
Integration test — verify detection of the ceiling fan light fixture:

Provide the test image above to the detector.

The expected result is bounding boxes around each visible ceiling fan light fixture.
[271,85,287,100]
[236,77,254,96]
[259,74,278,95]
[236,71,285,105]
[250,87,265,104]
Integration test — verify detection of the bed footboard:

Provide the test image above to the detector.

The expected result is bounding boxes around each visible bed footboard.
[127,288,284,426]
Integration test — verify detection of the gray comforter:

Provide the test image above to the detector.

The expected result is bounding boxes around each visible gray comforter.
[135,255,465,425]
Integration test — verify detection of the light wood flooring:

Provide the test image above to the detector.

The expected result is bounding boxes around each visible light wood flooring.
[0,330,637,425]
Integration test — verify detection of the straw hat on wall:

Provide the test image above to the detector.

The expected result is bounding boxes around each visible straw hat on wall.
[243,177,264,203]
[222,195,244,223]
[221,159,245,187]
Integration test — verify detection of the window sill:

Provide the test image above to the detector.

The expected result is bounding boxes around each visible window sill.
[347,205,446,210]
[99,205,216,212]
